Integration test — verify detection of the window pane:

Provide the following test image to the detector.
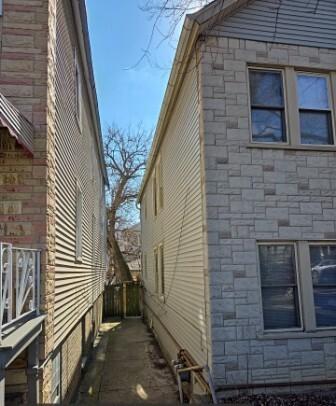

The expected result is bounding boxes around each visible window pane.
[250,71,284,107]
[300,111,333,145]
[314,288,336,327]
[259,245,297,286]
[252,109,286,143]
[262,287,301,329]
[310,245,336,327]
[298,75,329,109]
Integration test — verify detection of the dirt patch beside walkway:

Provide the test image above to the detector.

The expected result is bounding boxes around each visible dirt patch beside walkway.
[75,318,178,405]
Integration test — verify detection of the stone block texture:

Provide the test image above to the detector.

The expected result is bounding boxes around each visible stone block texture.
[200,38,336,387]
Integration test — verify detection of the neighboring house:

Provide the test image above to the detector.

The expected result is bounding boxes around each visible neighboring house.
[139,0,336,399]
[115,223,141,281]
[0,1,107,404]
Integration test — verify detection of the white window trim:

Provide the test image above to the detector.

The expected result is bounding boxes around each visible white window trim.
[257,241,303,334]
[74,48,83,131]
[158,243,165,300]
[248,66,336,149]
[51,352,61,404]
[76,181,83,262]
[258,240,336,338]
[296,71,336,147]
[154,247,158,293]
[248,66,289,146]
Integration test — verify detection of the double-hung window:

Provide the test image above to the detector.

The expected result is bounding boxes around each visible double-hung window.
[297,74,334,145]
[249,68,335,147]
[258,241,336,333]
[154,248,159,293]
[249,69,286,143]
[76,182,83,261]
[259,244,301,331]
[309,244,336,327]
[159,244,165,297]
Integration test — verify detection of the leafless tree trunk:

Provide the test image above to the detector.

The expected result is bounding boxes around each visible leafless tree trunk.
[104,125,150,282]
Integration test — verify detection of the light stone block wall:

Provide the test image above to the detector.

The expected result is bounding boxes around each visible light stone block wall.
[200,37,336,389]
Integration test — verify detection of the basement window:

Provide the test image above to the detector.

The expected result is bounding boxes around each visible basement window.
[51,352,61,404]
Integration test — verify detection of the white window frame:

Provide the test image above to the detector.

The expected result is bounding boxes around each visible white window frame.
[76,181,83,262]
[154,247,159,293]
[307,241,336,331]
[296,71,336,146]
[257,241,303,334]
[51,352,61,404]
[248,66,336,150]
[74,48,83,130]
[258,240,336,338]
[158,243,165,299]
[248,67,289,146]
[152,170,158,217]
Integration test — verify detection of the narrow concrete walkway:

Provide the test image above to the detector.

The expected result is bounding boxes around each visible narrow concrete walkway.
[75,318,178,405]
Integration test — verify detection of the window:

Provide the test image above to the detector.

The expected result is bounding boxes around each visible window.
[297,74,334,145]
[310,244,336,327]
[159,244,165,296]
[158,157,164,210]
[76,182,83,261]
[143,253,147,279]
[74,49,82,128]
[249,69,286,143]
[152,171,158,217]
[154,248,159,293]
[51,352,61,404]
[259,244,301,330]
[0,1,3,16]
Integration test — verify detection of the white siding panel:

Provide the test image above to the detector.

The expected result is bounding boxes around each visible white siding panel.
[53,0,106,347]
[141,61,208,366]
[211,0,336,49]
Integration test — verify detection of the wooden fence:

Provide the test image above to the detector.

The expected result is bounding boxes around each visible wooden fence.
[103,282,142,318]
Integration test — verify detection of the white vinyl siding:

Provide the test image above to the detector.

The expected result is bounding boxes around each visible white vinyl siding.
[53,0,106,347]
[141,60,208,366]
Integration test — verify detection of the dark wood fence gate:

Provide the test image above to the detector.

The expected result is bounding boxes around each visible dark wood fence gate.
[103,282,142,318]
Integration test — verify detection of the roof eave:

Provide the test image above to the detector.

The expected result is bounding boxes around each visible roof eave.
[137,15,200,203]
[73,0,109,187]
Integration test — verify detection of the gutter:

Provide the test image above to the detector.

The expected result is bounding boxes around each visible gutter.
[72,0,109,187]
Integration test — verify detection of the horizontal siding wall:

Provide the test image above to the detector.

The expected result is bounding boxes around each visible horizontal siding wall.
[141,60,209,367]
[53,0,106,348]
[210,0,336,49]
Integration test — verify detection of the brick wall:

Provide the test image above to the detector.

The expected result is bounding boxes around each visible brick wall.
[0,1,57,402]
[200,38,336,390]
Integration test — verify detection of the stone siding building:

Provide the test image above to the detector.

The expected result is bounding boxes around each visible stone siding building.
[139,0,336,400]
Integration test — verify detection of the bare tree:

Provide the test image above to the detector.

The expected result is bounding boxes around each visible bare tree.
[104,124,150,282]
[140,1,211,49]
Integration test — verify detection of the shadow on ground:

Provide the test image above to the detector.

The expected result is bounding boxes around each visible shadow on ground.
[74,318,179,405]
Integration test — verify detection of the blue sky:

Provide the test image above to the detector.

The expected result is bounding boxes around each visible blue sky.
[86,0,180,134]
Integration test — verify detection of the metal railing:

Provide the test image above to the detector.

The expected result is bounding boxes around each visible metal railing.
[0,243,40,341]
